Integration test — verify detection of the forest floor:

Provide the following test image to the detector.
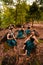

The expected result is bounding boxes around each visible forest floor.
[0,23,43,65]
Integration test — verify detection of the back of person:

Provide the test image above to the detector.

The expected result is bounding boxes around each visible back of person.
[25,27,31,36]
[16,28,25,39]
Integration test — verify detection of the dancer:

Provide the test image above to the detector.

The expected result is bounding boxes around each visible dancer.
[16,26,25,39]
[7,28,17,51]
[22,31,39,57]
[25,27,31,36]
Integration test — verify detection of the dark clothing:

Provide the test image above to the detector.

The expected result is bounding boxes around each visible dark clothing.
[7,32,17,47]
[25,29,31,35]
[16,30,25,39]
[25,37,36,56]
[7,39,17,47]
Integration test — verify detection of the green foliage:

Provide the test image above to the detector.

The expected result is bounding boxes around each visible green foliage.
[0,0,43,28]
[40,0,43,5]
[40,6,43,21]
[39,39,43,43]
[41,12,43,21]
[29,2,41,20]
[0,10,3,28]
[28,2,41,26]
[2,0,14,5]
[15,0,27,25]
[25,5,30,22]
[1,6,15,28]
[0,18,1,25]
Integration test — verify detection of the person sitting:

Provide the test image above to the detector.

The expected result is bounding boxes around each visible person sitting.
[16,26,25,39]
[22,31,39,57]
[7,28,17,51]
[25,27,31,36]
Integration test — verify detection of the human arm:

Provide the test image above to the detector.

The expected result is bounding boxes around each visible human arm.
[24,35,32,43]
[33,36,39,45]
[13,35,17,41]
[19,50,27,56]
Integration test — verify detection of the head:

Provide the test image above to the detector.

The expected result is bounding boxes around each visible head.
[33,30,39,37]
[27,27,30,29]
[31,31,35,36]
[21,25,24,30]
[9,24,14,30]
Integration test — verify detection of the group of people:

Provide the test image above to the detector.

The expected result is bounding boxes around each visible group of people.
[6,24,39,57]
[1,24,40,65]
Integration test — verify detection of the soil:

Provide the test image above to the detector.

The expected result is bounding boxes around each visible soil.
[0,23,43,65]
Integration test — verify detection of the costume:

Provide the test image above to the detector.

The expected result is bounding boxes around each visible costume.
[7,32,17,47]
[16,30,25,39]
[25,29,31,35]
[25,36,36,56]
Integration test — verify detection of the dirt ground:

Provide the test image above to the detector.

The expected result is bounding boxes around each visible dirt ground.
[0,23,43,65]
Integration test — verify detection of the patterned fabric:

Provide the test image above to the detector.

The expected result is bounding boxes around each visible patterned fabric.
[7,39,17,47]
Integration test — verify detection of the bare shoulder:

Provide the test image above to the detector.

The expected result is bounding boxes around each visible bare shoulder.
[33,35,36,38]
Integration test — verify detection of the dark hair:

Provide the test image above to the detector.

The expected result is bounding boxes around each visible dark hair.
[33,30,39,37]
[2,55,16,65]
[27,27,30,29]
[9,27,13,30]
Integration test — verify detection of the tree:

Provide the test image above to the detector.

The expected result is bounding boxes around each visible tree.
[1,0,28,27]
[40,6,43,21]
[2,0,14,5]
[0,16,1,26]
[1,6,15,28]
[29,2,41,26]
[0,9,3,28]
[40,0,43,5]
[25,5,30,23]
[15,0,27,25]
